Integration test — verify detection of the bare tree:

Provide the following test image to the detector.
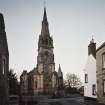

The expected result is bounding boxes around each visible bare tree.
[65,73,82,88]
[8,69,20,95]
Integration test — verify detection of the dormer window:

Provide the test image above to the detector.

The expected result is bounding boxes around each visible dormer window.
[102,53,105,69]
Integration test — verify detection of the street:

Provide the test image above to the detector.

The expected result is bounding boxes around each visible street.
[37,96,102,105]
[9,96,105,105]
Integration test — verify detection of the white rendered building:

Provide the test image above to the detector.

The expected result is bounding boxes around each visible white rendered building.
[84,38,97,100]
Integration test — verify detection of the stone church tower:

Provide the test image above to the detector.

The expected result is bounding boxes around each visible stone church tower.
[20,8,63,95]
[0,13,9,105]
[37,7,56,94]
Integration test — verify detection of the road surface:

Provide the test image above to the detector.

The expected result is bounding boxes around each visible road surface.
[37,96,100,105]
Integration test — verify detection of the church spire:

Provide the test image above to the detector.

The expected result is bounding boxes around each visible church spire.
[38,7,53,49]
[43,7,47,21]
[41,7,50,36]
[58,64,63,77]
[43,0,47,21]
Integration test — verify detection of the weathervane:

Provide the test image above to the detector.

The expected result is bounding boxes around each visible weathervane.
[44,0,46,9]
[91,34,94,43]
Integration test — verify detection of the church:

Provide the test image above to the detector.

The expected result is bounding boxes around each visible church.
[20,8,63,95]
[0,13,9,105]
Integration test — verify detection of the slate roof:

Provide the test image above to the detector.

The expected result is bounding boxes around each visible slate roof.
[0,13,9,55]
[96,42,105,52]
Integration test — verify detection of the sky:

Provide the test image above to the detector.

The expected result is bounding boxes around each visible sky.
[0,0,105,82]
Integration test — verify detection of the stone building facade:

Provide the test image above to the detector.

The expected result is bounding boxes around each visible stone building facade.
[20,8,63,95]
[0,13,9,105]
[96,42,105,104]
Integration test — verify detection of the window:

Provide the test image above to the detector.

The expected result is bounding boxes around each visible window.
[85,74,88,83]
[92,84,96,95]
[102,53,105,69]
[103,80,105,95]
[45,39,48,45]
[2,59,6,75]
[35,81,37,89]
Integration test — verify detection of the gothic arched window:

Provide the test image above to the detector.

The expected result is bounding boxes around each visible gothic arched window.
[2,58,6,75]
[35,81,37,89]
[45,51,48,56]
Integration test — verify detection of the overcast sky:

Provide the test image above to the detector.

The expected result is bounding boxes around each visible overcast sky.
[0,0,105,81]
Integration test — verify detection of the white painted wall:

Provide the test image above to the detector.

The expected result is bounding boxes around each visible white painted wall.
[84,54,97,98]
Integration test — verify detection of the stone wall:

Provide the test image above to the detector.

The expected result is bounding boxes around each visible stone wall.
[96,46,105,104]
